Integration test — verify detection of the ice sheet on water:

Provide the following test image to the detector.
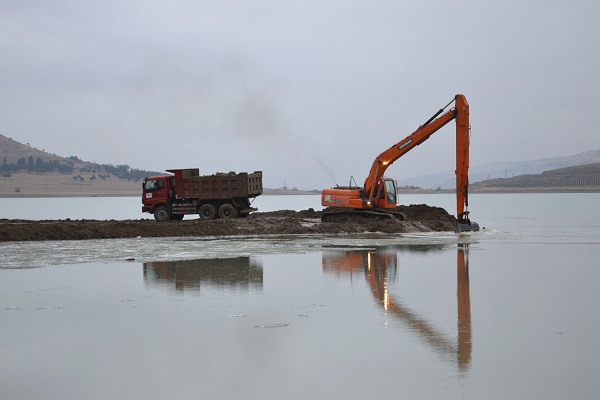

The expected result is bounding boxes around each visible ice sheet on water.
[1,233,474,269]
[5,223,596,270]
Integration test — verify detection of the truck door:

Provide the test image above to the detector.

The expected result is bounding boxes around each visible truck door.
[143,177,168,206]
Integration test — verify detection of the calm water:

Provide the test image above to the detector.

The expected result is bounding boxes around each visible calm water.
[0,194,324,220]
[1,193,600,399]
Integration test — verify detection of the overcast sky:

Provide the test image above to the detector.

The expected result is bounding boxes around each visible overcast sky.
[1,0,598,189]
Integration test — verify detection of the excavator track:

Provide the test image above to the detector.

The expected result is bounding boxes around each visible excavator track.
[321,209,407,223]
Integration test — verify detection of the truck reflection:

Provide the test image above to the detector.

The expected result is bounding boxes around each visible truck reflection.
[143,257,263,292]
[322,244,472,373]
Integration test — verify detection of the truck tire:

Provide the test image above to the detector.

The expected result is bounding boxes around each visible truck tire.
[199,204,216,220]
[154,205,171,222]
[218,203,238,219]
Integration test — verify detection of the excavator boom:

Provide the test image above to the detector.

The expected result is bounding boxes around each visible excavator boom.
[363,96,464,203]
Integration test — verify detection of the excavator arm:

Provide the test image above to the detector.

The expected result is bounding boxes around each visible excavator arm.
[362,94,477,230]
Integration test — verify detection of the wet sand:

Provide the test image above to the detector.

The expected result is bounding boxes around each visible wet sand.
[0,205,456,241]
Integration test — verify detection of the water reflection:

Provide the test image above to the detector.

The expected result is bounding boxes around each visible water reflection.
[322,244,473,373]
[143,257,263,292]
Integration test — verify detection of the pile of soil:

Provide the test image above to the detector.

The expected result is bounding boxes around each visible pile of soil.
[396,204,457,231]
[0,204,456,242]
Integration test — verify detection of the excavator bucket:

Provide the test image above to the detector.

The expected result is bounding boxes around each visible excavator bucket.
[455,220,480,233]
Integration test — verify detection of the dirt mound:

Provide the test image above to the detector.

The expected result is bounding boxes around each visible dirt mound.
[0,205,456,242]
[396,204,457,231]
[396,204,456,221]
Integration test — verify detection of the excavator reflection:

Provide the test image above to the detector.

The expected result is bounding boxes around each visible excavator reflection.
[143,257,263,292]
[322,244,472,373]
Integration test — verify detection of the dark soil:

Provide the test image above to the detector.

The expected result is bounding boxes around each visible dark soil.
[0,205,456,242]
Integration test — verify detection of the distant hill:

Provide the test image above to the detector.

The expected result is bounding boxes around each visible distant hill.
[0,133,162,180]
[397,149,600,189]
[0,134,163,197]
[0,134,72,165]
[470,162,600,192]
[1,134,319,197]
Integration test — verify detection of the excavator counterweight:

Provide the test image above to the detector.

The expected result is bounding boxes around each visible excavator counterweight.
[321,94,479,233]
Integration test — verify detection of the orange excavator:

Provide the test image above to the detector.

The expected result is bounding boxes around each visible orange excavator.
[321,94,479,232]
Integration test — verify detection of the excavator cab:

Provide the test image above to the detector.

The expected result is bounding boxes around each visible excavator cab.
[375,178,398,209]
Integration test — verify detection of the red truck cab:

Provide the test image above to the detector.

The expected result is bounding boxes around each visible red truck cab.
[142,175,182,221]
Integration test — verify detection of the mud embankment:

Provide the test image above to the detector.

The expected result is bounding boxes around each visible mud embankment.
[0,205,456,242]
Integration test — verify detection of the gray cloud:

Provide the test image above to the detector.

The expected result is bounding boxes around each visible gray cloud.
[1,0,599,189]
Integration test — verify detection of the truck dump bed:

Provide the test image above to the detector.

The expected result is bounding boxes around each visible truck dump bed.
[167,169,263,200]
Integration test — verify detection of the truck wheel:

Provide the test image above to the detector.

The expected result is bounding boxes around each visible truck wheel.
[218,203,238,219]
[199,204,216,220]
[154,205,171,222]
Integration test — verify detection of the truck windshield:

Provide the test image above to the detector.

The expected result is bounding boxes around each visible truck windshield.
[144,179,164,192]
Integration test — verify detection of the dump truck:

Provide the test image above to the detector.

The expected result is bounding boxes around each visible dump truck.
[142,169,263,221]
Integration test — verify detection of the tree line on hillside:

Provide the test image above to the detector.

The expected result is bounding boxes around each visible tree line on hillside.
[98,164,164,181]
[2,156,74,173]
[1,156,162,181]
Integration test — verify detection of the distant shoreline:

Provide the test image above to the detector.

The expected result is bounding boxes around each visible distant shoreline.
[398,187,600,194]
[0,188,322,198]
[0,171,322,198]
[1,171,599,198]
[2,188,599,199]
